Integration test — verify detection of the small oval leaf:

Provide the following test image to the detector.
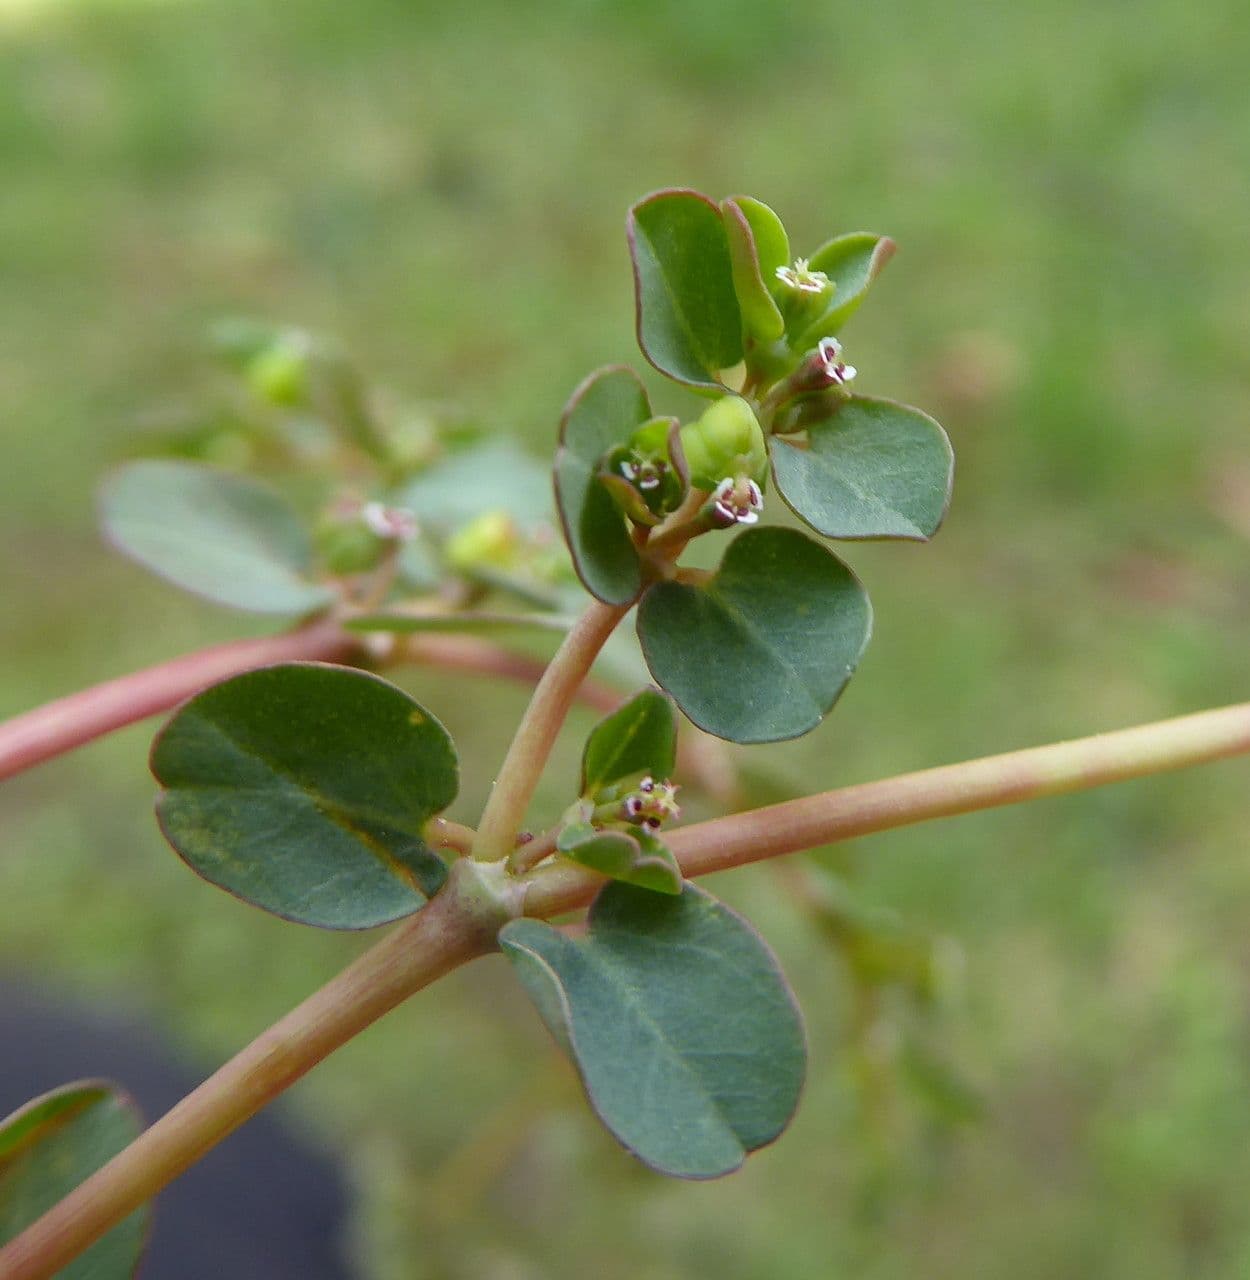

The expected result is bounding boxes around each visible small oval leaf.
[99,460,336,615]
[556,824,682,895]
[637,526,872,743]
[770,396,954,540]
[152,663,457,929]
[499,881,805,1177]
[0,1081,146,1279]
[581,688,677,797]
[628,189,743,390]
[553,366,648,605]
[721,197,787,344]
[796,233,896,345]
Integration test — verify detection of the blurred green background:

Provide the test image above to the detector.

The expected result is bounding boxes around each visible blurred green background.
[3,0,1250,1275]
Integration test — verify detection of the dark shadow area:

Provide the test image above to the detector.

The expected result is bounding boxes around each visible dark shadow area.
[0,976,356,1280]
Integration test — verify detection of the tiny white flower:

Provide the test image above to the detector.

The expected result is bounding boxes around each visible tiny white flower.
[775,257,830,294]
[816,336,856,386]
[621,776,681,830]
[711,476,764,527]
[619,455,665,491]
[361,502,419,542]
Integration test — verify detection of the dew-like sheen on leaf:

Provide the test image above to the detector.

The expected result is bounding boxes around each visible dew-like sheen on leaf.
[152,663,456,929]
[0,1081,146,1279]
[770,396,954,540]
[99,459,335,614]
[637,526,872,743]
[628,189,743,389]
[499,881,806,1178]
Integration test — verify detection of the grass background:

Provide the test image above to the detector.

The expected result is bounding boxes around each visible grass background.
[2,0,1250,1275]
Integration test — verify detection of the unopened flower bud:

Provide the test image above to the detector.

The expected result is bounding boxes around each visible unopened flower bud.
[246,335,311,408]
[445,511,519,573]
[679,396,768,491]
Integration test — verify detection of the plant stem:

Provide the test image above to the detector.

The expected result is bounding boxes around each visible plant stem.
[0,624,623,786]
[0,866,506,1280]
[507,823,564,875]
[424,817,478,856]
[472,600,629,861]
[0,620,355,783]
[522,697,1250,916]
[8,697,1250,1277]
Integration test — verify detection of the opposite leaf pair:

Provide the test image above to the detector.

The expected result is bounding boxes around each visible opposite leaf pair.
[151,662,807,1181]
[556,190,953,745]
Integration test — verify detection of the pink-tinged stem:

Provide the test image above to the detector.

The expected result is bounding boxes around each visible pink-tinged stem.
[471,600,630,861]
[523,697,1250,916]
[5,697,1250,1275]
[0,879,500,1280]
[0,620,354,782]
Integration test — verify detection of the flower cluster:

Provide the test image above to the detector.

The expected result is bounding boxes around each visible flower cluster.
[621,776,681,833]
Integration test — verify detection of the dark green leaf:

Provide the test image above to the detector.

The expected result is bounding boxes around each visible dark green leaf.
[721,197,787,343]
[770,396,954,540]
[628,190,743,390]
[553,366,647,605]
[795,233,896,345]
[499,881,806,1178]
[0,1081,146,1278]
[580,688,677,797]
[152,663,456,929]
[99,460,335,614]
[637,526,872,743]
[556,823,682,895]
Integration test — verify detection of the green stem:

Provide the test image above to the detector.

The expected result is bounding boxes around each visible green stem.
[7,696,1250,1277]
[472,599,629,861]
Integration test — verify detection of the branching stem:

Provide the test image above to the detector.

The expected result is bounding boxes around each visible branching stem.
[6,696,1250,1277]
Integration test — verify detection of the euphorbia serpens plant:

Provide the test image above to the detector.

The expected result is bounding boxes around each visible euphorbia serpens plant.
[2,190,1250,1278]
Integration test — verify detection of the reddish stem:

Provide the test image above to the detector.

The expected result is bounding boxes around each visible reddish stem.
[0,620,354,782]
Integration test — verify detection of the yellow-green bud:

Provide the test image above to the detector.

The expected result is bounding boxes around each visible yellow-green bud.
[445,511,519,574]
[678,396,768,491]
[246,340,309,408]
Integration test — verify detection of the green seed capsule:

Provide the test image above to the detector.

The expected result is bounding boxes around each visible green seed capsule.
[246,340,309,408]
[678,396,768,491]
